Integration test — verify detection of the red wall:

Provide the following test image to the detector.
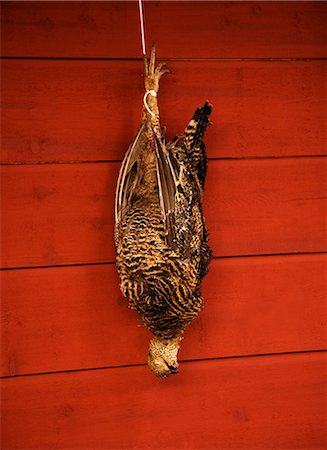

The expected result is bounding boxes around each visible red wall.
[1,2,326,448]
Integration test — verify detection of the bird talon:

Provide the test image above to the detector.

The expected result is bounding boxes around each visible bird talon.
[143,55,149,76]
[158,69,170,80]
[155,62,167,74]
[149,42,156,75]
[144,44,169,92]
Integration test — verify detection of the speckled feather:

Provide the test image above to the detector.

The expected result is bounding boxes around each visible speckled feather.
[115,45,212,377]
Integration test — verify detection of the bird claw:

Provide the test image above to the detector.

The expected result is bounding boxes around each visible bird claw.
[158,68,170,80]
[143,42,156,76]
[155,63,167,74]
[144,43,169,92]
[148,42,156,75]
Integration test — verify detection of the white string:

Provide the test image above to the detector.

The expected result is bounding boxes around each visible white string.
[138,0,157,117]
[143,90,157,116]
[138,0,146,56]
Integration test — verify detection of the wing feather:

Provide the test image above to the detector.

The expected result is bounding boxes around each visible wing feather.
[154,134,178,248]
[116,122,179,250]
[115,123,146,223]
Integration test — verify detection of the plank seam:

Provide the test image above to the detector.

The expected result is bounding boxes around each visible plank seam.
[1,56,327,62]
[1,251,327,272]
[2,154,327,166]
[1,349,326,380]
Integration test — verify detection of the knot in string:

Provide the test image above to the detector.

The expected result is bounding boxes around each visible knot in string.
[143,89,157,117]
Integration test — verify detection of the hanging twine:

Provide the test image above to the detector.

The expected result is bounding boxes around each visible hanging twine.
[138,0,156,117]
[143,90,156,117]
[138,0,146,56]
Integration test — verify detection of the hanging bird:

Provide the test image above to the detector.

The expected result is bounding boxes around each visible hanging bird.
[115,45,212,377]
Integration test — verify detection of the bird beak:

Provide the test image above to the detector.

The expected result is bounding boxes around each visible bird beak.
[167,364,179,374]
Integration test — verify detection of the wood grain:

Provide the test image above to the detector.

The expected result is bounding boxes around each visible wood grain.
[1,158,326,269]
[1,3,326,449]
[1,352,326,449]
[1,254,326,377]
[1,59,326,163]
[1,1,326,59]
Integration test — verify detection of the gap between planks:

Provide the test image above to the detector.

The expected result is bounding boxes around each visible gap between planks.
[1,251,326,272]
[2,154,327,166]
[1,56,327,62]
[1,349,326,380]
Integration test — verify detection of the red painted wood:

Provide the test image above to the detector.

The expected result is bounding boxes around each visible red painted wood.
[1,60,326,163]
[1,3,326,449]
[1,353,326,449]
[1,1,326,58]
[1,255,326,377]
[1,158,326,268]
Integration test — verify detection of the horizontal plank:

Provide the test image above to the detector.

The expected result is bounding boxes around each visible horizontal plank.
[1,158,326,268]
[1,60,326,163]
[1,352,326,449]
[1,254,326,377]
[1,1,326,58]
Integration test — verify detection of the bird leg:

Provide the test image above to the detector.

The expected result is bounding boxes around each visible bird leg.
[144,43,170,93]
[143,44,170,132]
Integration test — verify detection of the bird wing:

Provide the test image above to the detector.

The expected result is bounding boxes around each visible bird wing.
[115,122,146,224]
[115,123,178,250]
[154,133,178,249]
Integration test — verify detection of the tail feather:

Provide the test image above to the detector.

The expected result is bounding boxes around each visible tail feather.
[183,101,213,152]
[184,102,213,187]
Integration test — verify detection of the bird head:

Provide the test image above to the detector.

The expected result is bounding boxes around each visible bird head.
[148,336,181,378]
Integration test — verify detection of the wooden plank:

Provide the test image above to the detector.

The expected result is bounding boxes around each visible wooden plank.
[1,254,326,377]
[1,353,326,449]
[1,1,326,58]
[1,59,326,163]
[1,158,326,268]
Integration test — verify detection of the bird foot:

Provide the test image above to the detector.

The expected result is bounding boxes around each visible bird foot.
[144,43,170,93]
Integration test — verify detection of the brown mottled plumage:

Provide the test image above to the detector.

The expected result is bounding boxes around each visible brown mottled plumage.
[115,45,212,377]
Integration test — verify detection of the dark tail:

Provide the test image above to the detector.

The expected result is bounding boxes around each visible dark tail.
[183,101,213,187]
[188,101,213,152]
